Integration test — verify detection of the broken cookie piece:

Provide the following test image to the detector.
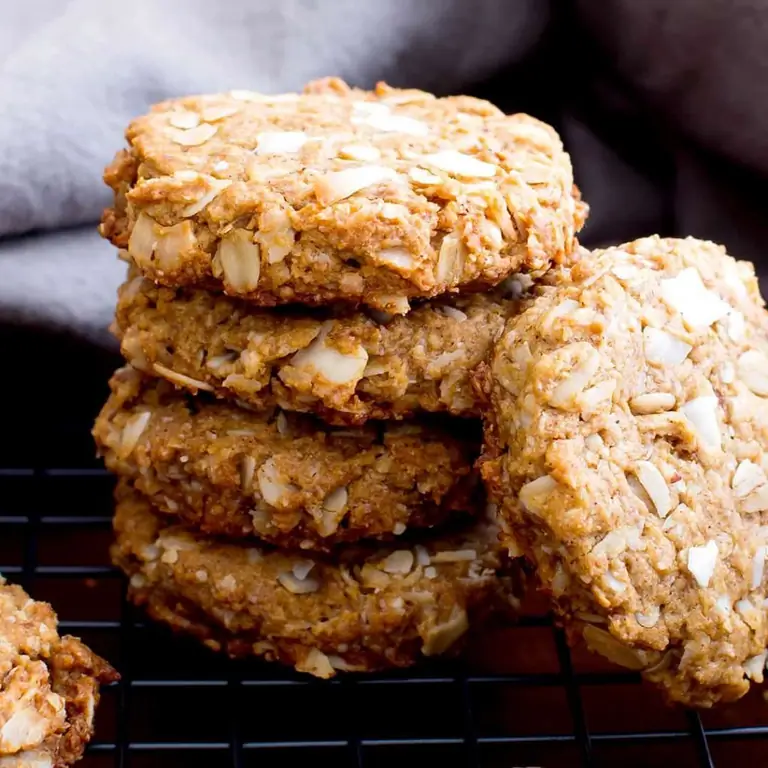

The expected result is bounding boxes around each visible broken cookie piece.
[0,581,118,766]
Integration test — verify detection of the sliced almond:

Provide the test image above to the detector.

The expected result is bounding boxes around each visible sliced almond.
[168,111,200,129]
[430,549,477,563]
[323,486,349,514]
[180,176,232,217]
[687,540,718,587]
[660,268,731,328]
[633,461,672,518]
[338,144,381,162]
[643,327,692,366]
[288,322,368,385]
[742,485,768,514]
[353,112,428,136]
[380,550,414,575]
[254,208,295,264]
[166,123,218,146]
[408,167,442,185]
[120,411,151,456]
[635,605,661,628]
[549,344,601,409]
[152,363,214,392]
[376,247,415,271]
[737,350,768,397]
[680,396,721,451]
[254,131,308,155]
[240,455,256,494]
[436,235,465,284]
[256,458,293,507]
[420,150,497,178]
[278,571,320,594]
[752,546,766,589]
[314,165,397,205]
[582,625,645,670]
[732,460,767,498]
[214,229,261,292]
[629,392,676,414]
[201,103,240,122]
[519,475,558,515]
[422,606,469,656]
[298,648,334,678]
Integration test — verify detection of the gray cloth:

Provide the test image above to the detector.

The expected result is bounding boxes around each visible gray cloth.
[1,0,766,346]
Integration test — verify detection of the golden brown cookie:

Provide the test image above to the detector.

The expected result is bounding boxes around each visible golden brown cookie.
[480,236,768,706]
[112,483,517,678]
[100,77,586,314]
[93,367,480,551]
[114,273,516,425]
[0,581,118,767]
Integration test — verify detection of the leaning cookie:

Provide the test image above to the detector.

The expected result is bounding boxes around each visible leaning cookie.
[93,367,480,551]
[112,483,517,677]
[480,236,768,707]
[114,273,516,425]
[0,581,118,767]
[100,77,586,315]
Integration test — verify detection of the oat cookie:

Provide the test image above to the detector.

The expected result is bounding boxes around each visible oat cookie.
[114,273,515,425]
[112,484,517,677]
[480,236,768,706]
[0,581,118,767]
[93,367,480,551]
[100,77,586,314]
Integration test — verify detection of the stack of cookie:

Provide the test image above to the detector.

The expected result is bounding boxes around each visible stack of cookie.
[93,77,586,677]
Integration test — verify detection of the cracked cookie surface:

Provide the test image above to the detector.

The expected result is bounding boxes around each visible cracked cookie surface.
[100,77,586,314]
[112,484,518,678]
[0,581,118,767]
[93,367,480,551]
[480,236,768,706]
[114,273,515,425]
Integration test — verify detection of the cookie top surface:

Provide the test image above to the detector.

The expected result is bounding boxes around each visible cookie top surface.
[93,367,480,550]
[100,77,585,313]
[0,581,118,766]
[113,484,516,677]
[115,273,515,425]
[481,236,768,705]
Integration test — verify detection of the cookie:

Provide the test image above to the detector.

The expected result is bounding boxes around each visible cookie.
[100,77,586,314]
[114,273,517,425]
[480,236,768,706]
[93,367,480,551]
[112,483,517,677]
[0,581,118,767]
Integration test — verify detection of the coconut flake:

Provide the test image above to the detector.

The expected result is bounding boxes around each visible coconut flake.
[519,475,558,515]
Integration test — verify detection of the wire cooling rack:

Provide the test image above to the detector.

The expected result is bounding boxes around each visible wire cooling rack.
[7,330,768,768]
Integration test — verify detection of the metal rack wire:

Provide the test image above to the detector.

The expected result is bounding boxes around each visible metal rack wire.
[6,331,768,768]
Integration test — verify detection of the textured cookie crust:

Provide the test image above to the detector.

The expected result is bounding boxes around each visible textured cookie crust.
[114,273,514,425]
[93,367,480,551]
[100,77,586,314]
[0,581,118,767]
[112,484,517,677]
[480,236,768,706]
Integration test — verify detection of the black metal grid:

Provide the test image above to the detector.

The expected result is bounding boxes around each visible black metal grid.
[6,332,768,768]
